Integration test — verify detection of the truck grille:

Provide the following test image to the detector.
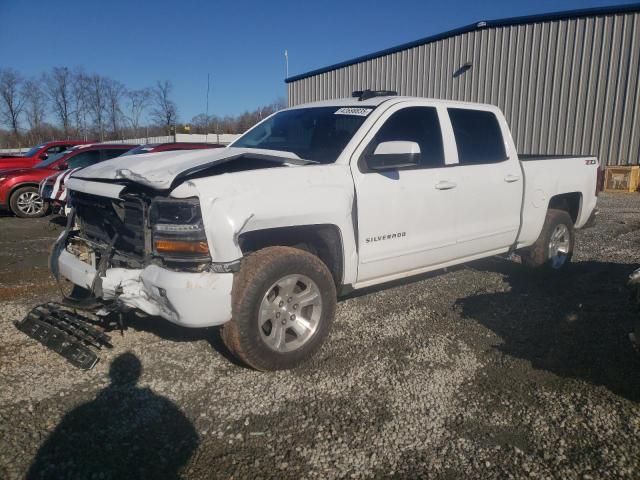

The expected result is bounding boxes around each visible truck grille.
[72,191,147,258]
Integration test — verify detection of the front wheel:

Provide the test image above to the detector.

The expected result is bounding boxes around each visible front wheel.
[221,246,337,371]
[10,186,48,218]
[521,208,575,270]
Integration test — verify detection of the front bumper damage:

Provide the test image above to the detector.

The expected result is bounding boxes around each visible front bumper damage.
[17,206,236,369]
[54,249,234,328]
[48,208,234,329]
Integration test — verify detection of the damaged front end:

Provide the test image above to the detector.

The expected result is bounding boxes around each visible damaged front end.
[49,187,235,329]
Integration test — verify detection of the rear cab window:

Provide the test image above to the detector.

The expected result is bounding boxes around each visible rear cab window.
[448,108,506,165]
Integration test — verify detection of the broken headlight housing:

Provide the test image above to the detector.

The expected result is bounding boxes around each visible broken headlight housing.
[150,197,210,262]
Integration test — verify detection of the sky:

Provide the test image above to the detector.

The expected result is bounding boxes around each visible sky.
[0,0,637,122]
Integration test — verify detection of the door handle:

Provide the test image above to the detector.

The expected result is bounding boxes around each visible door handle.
[435,180,457,190]
[504,174,520,183]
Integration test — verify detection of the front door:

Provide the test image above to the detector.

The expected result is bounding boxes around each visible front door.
[351,104,459,284]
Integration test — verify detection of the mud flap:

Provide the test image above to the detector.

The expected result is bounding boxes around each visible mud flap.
[14,303,113,370]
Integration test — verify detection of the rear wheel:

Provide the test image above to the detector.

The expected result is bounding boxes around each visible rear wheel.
[521,209,574,270]
[221,246,336,371]
[10,186,48,218]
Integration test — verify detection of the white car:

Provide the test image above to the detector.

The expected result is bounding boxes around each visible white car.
[52,91,599,370]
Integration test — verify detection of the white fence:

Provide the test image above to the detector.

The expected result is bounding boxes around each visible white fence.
[0,133,241,153]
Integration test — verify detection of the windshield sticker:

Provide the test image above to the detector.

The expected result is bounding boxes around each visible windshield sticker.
[334,107,373,116]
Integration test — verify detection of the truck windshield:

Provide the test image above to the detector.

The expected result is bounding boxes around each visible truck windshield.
[233,107,371,164]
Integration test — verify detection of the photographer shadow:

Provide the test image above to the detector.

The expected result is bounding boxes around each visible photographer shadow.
[27,352,199,479]
[458,258,640,402]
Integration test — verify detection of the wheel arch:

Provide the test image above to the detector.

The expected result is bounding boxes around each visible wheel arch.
[548,192,582,224]
[9,182,42,200]
[238,224,345,288]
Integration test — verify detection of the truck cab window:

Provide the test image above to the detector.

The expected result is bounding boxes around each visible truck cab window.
[448,109,506,164]
[370,107,444,168]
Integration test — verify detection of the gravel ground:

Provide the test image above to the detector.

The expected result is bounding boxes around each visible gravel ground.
[1,193,639,479]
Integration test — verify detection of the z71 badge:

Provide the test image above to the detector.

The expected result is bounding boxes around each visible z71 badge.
[365,232,406,243]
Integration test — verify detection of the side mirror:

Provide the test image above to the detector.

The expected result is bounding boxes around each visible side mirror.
[367,141,421,171]
[39,153,48,160]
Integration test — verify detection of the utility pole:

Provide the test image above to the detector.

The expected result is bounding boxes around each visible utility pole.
[284,50,289,79]
[205,73,210,143]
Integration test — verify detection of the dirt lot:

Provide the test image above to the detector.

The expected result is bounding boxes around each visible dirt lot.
[1,193,639,479]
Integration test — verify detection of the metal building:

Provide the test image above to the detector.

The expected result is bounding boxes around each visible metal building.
[286,4,640,166]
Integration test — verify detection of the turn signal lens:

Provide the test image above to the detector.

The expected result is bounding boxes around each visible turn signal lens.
[154,239,210,255]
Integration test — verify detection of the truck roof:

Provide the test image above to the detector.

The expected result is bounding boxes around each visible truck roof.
[288,95,498,111]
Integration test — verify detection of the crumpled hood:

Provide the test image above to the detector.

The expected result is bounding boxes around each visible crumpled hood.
[72,147,305,190]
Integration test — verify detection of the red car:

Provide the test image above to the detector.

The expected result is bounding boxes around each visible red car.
[0,140,91,170]
[41,142,225,209]
[0,144,133,218]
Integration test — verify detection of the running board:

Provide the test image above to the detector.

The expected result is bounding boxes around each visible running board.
[15,303,113,370]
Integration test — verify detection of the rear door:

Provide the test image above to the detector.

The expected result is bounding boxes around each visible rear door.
[351,102,459,284]
[445,107,522,257]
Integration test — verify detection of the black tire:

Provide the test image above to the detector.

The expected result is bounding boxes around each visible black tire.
[521,208,575,270]
[9,186,48,218]
[221,246,337,371]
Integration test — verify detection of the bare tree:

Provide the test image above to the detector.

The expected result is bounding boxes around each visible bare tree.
[44,67,73,137]
[0,68,25,140]
[190,97,287,135]
[151,80,178,134]
[105,79,125,139]
[190,113,211,134]
[22,77,47,142]
[87,74,108,140]
[71,69,90,139]
[125,88,151,137]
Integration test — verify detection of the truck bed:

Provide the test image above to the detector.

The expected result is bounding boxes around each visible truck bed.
[516,154,599,249]
[519,154,596,161]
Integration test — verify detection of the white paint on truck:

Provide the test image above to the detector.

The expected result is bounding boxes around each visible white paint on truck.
[60,95,598,328]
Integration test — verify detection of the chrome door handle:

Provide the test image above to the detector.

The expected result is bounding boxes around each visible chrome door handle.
[435,181,457,190]
[504,174,520,183]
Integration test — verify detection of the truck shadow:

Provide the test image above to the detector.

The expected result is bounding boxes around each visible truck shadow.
[126,314,246,368]
[458,258,640,402]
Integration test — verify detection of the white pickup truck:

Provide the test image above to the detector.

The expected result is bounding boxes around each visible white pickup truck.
[52,91,599,370]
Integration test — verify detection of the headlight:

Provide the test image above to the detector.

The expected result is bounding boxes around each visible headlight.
[150,198,210,260]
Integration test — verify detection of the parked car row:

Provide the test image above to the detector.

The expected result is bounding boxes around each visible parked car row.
[0,141,224,218]
[0,141,92,168]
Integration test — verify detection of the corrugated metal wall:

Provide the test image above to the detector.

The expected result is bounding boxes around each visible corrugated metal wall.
[287,11,640,166]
